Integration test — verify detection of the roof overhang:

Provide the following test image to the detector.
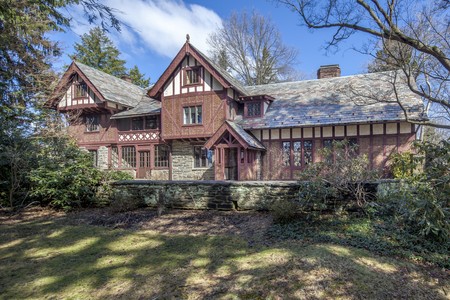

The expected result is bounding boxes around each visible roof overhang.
[204,121,265,151]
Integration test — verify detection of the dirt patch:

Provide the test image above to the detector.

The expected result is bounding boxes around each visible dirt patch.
[66,208,273,244]
[0,206,273,245]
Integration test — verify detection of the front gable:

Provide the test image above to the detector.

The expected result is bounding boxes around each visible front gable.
[148,39,247,99]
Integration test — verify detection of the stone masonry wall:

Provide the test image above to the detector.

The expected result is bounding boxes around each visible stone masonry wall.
[111,180,396,211]
[98,146,108,170]
[171,140,215,180]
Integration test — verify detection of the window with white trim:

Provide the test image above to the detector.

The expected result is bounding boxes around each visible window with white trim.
[183,105,202,125]
[193,146,213,168]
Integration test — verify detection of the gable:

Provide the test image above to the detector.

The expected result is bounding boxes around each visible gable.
[148,41,248,99]
[48,62,146,110]
[161,55,226,97]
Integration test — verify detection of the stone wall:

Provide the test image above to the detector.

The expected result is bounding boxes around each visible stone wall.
[111,180,397,211]
[98,146,108,170]
[171,140,215,180]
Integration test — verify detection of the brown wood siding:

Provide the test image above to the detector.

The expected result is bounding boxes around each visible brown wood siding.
[161,91,226,140]
[259,123,416,180]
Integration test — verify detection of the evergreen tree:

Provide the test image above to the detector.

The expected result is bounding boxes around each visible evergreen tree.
[71,27,126,77]
[128,65,150,88]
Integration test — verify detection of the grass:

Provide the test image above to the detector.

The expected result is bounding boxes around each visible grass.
[268,213,450,268]
[0,210,448,299]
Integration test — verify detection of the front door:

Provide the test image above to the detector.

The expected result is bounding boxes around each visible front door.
[224,148,238,180]
[137,151,150,178]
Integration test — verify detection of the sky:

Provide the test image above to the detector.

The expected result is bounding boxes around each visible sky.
[50,0,373,83]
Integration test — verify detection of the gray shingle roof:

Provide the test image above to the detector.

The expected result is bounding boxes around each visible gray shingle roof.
[110,98,161,119]
[226,121,265,150]
[76,62,146,107]
[238,71,425,129]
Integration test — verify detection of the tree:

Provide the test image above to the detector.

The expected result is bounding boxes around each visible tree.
[277,0,450,129]
[71,27,126,77]
[0,0,119,207]
[207,11,299,86]
[128,65,150,88]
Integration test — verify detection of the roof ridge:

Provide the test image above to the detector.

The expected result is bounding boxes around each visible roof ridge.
[244,70,399,89]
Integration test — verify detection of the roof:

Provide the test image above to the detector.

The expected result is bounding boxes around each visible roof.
[148,41,248,98]
[204,120,265,150]
[75,62,147,107]
[188,44,249,96]
[226,121,265,150]
[110,98,161,119]
[238,71,425,129]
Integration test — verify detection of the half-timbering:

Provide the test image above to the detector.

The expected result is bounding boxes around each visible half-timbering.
[48,39,425,180]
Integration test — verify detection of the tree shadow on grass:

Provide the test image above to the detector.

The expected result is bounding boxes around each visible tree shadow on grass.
[0,214,448,299]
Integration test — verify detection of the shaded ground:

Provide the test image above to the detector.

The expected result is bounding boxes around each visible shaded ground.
[0,207,448,299]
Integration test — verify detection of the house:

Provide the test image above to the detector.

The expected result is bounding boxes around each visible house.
[48,38,424,180]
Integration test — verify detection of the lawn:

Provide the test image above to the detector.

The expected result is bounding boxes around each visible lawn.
[0,208,448,299]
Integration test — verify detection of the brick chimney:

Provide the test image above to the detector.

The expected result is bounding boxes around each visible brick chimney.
[121,75,132,83]
[317,64,341,79]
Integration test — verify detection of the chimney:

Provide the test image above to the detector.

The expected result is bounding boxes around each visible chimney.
[317,64,341,79]
[121,75,132,83]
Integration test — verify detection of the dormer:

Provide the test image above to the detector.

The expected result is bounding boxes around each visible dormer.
[239,95,274,119]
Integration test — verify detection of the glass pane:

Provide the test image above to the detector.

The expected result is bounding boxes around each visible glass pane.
[282,141,291,166]
[293,141,301,167]
[304,140,313,165]
[184,107,190,125]
[132,117,143,130]
[197,106,202,123]
[144,116,157,129]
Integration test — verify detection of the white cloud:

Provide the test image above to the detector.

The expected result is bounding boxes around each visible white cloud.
[103,0,223,57]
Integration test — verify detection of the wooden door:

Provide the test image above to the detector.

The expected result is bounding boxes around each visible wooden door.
[224,148,238,180]
[137,151,151,179]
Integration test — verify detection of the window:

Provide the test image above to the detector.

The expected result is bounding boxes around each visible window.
[193,146,213,168]
[131,117,144,130]
[246,102,262,117]
[144,116,158,129]
[88,150,98,167]
[85,115,99,132]
[139,151,150,168]
[155,144,169,168]
[122,146,136,168]
[75,83,87,98]
[282,141,291,166]
[284,140,314,168]
[183,105,202,125]
[184,68,200,85]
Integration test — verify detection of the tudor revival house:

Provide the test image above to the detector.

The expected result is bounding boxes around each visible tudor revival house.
[48,39,424,181]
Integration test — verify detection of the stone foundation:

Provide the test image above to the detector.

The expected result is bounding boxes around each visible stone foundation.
[110,180,397,211]
[171,140,214,180]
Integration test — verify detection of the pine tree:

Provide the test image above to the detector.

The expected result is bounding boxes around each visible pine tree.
[128,65,150,88]
[71,27,126,77]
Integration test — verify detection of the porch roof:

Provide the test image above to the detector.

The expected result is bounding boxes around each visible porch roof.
[205,121,265,150]
[110,98,161,119]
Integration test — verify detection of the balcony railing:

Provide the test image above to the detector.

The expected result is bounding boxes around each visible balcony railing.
[118,130,160,142]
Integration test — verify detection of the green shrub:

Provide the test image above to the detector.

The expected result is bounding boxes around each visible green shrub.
[384,140,450,241]
[29,138,103,210]
[389,151,415,178]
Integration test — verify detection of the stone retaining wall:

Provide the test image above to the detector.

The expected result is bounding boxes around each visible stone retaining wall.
[111,180,397,211]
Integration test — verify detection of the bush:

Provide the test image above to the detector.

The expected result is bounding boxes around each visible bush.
[29,138,103,210]
[383,140,450,241]
[298,140,379,210]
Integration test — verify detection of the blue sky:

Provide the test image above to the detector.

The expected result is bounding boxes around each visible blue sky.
[51,0,373,82]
